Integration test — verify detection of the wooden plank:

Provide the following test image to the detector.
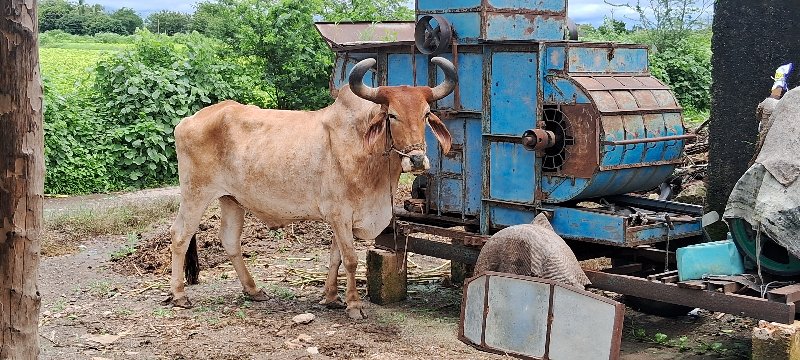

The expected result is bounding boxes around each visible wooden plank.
[647,270,679,281]
[706,281,743,294]
[677,280,707,290]
[768,284,800,304]
[585,270,796,324]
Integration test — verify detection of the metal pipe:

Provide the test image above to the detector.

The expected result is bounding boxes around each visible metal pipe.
[601,134,697,146]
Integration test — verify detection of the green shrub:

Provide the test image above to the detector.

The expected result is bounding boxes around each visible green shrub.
[93,29,262,188]
[43,78,115,194]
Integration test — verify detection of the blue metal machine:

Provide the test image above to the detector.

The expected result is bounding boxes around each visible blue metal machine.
[315,0,703,249]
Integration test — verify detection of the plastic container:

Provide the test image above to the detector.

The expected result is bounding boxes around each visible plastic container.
[676,239,745,281]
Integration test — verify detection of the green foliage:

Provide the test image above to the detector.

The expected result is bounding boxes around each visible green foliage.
[111,7,143,35]
[321,0,415,22]
[38,0,143,35]
[145,10,192,35]
[93,30,261,188]
[605,0,712,53]
[648,32,712,111]
[580,20,711,113]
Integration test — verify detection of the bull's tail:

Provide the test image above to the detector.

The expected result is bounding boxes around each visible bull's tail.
[184,234,200,285]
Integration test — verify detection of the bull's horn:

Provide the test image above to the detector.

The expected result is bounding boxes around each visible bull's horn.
[349,58,379,102]
[430,57,458,101]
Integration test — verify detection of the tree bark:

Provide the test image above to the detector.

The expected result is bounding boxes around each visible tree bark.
[0,1,44,359]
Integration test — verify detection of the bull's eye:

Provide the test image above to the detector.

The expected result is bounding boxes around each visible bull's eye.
[388,113,398,121]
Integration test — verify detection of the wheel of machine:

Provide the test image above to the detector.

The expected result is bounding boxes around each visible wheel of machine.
[729,217,800,276]
[415,15,452,55]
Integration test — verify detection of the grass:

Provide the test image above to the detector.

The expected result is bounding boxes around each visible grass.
[152,308,174,318]
[110,233,140,261]
[42,198,179,256]
[46,198,179,237]
[267,284,296,301]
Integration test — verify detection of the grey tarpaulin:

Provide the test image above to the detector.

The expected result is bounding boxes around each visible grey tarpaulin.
[474,213,591,288]
[726,87,800,258]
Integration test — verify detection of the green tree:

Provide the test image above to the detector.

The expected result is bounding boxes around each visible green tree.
[145,10,191,35]
[39,0,75,32]
[112,7,144,35]
[56,12,89,34]
[321,0,414,22]
[84,13,125,34]
[605,0,712,51]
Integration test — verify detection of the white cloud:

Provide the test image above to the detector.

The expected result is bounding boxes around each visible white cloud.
[91,0,196,17]
[567,0,640,26]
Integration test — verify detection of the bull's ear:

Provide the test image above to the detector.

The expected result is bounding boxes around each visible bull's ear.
[364,108,388,149]
[427,113,451,155]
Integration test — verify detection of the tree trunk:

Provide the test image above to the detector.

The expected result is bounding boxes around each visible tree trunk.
[0,1,44,359]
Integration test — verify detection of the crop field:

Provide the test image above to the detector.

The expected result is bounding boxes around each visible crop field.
[39,47,113,94]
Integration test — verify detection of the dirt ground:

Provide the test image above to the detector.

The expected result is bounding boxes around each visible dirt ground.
[38,189,755,360]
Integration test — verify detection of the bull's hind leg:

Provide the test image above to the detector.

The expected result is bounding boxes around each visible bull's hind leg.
[169,193,213,308]
[218,196,268,301]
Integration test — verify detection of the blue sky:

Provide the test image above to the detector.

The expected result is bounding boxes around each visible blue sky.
[93,0,637,26]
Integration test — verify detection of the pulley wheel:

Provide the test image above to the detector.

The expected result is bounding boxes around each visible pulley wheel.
[415,15,452,55]
[729,217,800,276]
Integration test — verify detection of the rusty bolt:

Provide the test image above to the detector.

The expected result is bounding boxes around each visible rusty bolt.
[522,129,557,151]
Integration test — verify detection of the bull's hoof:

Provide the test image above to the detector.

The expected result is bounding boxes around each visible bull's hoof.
[244,289,270,302]
[163,295,193,308]
[346,307,366,320]
[319,296,346,309]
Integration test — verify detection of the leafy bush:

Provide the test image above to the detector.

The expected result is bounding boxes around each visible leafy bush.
[43,78,115,194]
[93,30,262,188]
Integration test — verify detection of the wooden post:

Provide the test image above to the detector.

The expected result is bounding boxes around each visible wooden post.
[1,1,44,359]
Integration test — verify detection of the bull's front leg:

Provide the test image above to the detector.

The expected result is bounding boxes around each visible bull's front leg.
[319,238,345,308]
[329,219,365,319]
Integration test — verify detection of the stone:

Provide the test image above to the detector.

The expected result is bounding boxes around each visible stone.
[752,320,800,360]
[292,313,315,324]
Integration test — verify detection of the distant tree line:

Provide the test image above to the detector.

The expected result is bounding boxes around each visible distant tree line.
[39,0,143,35]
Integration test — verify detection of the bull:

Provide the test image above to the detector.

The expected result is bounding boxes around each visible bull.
[167,57,457,319]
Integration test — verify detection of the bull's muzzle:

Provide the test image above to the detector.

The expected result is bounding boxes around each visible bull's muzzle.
[401,150,430,174]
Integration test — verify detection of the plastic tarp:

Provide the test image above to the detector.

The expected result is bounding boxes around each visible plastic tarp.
[725,87,800,258]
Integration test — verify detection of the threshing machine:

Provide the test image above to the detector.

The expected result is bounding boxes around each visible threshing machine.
[315,0,799,325]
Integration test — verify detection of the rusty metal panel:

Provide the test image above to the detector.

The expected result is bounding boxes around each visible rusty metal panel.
[315,22,414,50]
[489,51,538,135]
[435,52,483,111]
[567,47,649,74]
[459,272,624,359]
[417,0,481,11]
[488,141,536,203]
[557,104,599,178]
[484,13,566,42]
[550,286,622,359]
[486,0,565,12]
[484,276,550,356]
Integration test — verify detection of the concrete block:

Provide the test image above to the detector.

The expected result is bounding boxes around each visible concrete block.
[366,248,407,305]
[752,320,800,360]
